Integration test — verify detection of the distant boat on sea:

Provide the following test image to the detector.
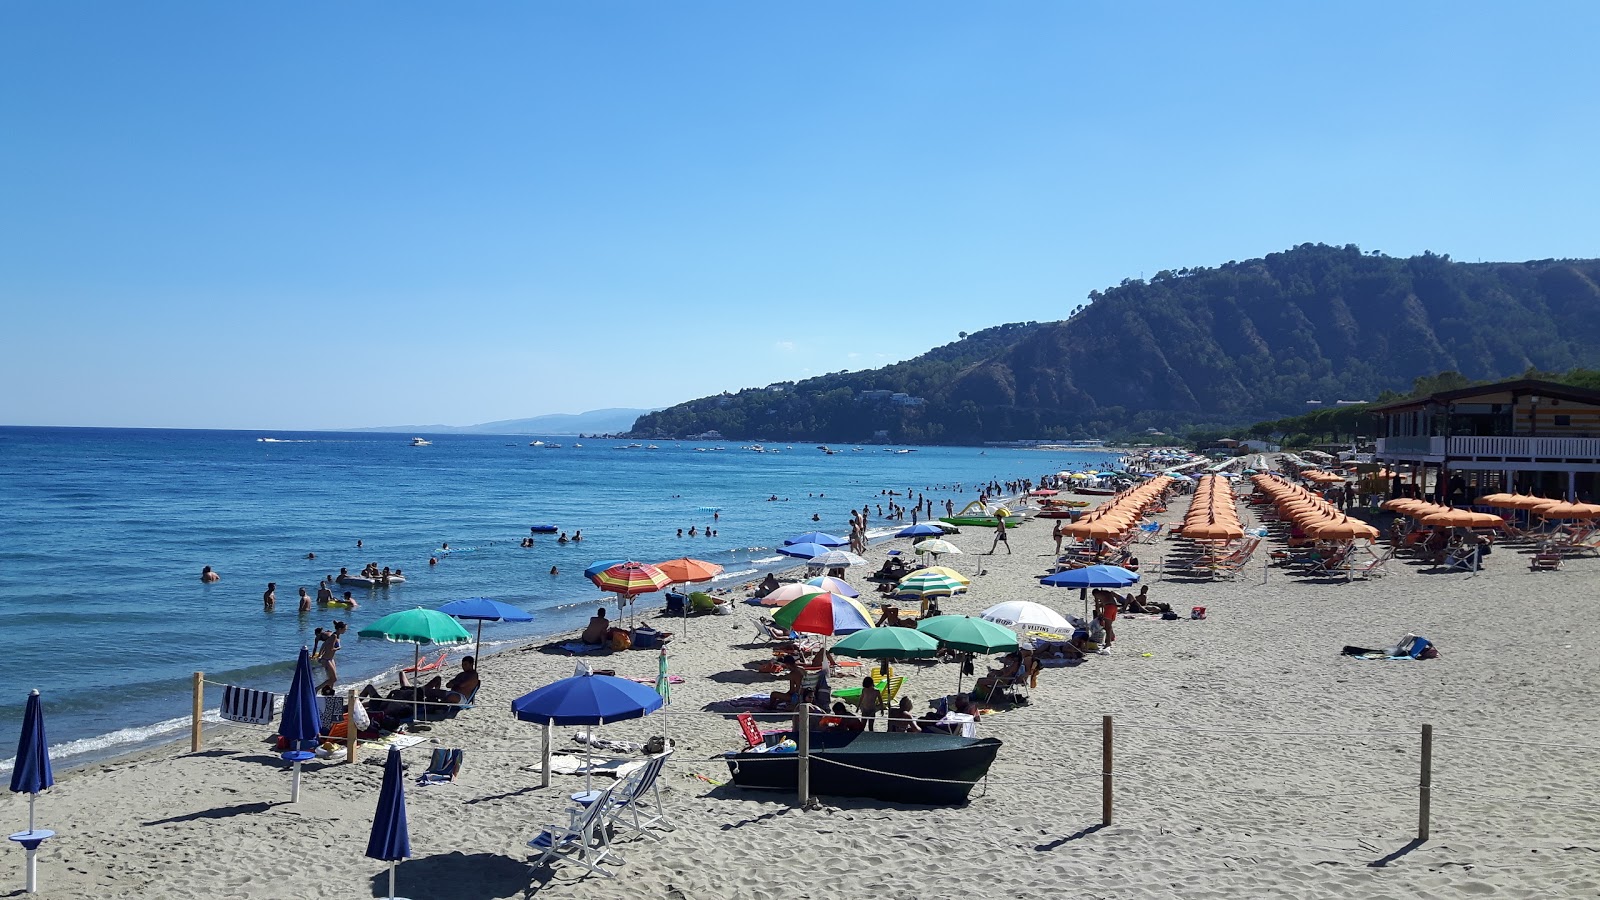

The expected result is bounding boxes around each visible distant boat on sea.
[410,437,431,446]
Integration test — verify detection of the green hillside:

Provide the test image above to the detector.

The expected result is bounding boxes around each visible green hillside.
[630,244,1600,443]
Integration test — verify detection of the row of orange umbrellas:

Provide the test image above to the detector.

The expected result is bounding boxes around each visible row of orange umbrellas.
[1058,478,1174,542]
[1378,498,1506,529]
[1176,475,1244,540]
[1301,469,1347,484]
[1251,474,1380,541]
[1476,494,1600,519]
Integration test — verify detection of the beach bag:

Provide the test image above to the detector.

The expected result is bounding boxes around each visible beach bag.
[1161,611,1180,621]
[608,627,632,651]
[1190,606,1207,620]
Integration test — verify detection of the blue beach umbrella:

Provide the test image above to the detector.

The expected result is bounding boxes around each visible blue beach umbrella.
[8,690,56,894]
[784,532,848,547]
[896,523,945,538]
[366,746,411,900]
[1039,564,1140,618]
[436,597,534,661]
[277,647,322,803]
[777,542,830,560]
[512,672,664,792]
[583,559,627,581]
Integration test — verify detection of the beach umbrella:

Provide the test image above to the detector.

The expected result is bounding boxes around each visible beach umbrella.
[893,571,968,614]
[654,557,724,584]
[784,532,848,547]
[776,542,831,560]
[365,747,411,900]
[359,609,472,720]
[805,575,859,598]
[917,616,1020,694]
[8,690,55,894]
[511,672,664,792]
[760,584,826,607]
[832,626,939,664]
[594,562,672,625]
[920,565,972,585]
[654,646,672,742]
[583,559,627,581]
[1040,563,1140,619]
[896,523,946,538]
[916,615,1019,654]
[771,591,874,636]
[806,550,867,569]
[277,647,322,803]
[981,600,1073,633]
[911,539,963,563]
[436,597,534,661]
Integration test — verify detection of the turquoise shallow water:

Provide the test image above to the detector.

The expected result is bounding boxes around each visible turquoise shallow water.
[0,426,1113,769]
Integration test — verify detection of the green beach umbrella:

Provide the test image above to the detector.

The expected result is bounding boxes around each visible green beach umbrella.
[831,626,940,660]
[894,570,968,615]
[915,615,1018,654]
[919,615,1020,695]
[359,608,472,719]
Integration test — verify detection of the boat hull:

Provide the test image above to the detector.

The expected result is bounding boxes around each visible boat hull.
[724,731,1002,805]
[939,516,1021,528]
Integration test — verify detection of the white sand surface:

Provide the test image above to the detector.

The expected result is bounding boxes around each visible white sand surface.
[5,483,1600,899]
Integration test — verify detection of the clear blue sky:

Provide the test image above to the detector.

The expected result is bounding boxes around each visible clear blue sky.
[4,2,1598,429]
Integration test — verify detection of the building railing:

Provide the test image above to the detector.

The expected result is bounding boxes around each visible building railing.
[1378,435,1600,460]
[1448,435,1600,460]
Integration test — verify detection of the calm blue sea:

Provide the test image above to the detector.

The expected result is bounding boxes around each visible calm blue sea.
[0,426,1113,769]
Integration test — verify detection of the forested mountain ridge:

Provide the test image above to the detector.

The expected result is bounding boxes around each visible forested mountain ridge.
[630,244,1600,443]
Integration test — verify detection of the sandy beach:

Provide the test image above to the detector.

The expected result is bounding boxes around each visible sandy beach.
[6,478,1600,899]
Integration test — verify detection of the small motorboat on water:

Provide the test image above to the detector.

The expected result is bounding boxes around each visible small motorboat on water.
[724,731,1002,805]
[410,437,431,446]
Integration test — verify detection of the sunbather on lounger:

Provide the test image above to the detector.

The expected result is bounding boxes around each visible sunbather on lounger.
[417,656,479,706]
[766,657,805,710]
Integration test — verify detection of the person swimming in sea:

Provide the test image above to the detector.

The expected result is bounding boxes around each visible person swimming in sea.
[200,565,220,583]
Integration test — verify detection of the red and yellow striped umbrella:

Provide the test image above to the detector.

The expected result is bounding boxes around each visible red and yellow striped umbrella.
[593,561,672,597]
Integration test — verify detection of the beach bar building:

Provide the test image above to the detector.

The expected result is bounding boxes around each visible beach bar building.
[1371,379,1600,503]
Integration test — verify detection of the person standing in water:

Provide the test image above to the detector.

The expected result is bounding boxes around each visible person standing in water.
[200,565,220,583]
[297,587,312,613]
[263,582,277,610]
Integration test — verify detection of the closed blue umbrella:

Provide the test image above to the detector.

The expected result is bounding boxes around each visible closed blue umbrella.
[365,746,411,900]
[784,532,847,547]
[1039,564,1140,618]
[8,690,55,894]
[895,523,945,538]
[512,672,664,792]
[777,542,830,559]
[436,597,534,660]
[277,647,321,802]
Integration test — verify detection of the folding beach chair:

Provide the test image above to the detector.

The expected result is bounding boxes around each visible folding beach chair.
[606,750,673,841]
[399,650,448,687]
[1529,544,1564,571]
[1347,547,1394,580]
[416,748,462,785]
[529,783,621,879]
[736,713,785,749]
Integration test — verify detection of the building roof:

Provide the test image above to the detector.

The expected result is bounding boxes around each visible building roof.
[1367,379,1600,414]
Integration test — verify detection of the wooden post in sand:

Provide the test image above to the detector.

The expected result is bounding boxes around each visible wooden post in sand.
[1102,714,1113,826]
[1418,723,1433,840]
[345,689,360,764]
[191,671,204,752]
[797,714,812,809]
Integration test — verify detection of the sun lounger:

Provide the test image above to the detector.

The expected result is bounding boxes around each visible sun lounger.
[606,751,673,840]
[398,650,448,687]
[1530,546,1564,571]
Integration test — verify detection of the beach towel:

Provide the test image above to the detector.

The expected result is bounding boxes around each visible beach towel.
[531,754,649,779]
[220,685,276,725]
[560,641,605,655]
[573,732,642,753]
[624,675,685,685]
[315,695,347,725]
[706,693,774,712]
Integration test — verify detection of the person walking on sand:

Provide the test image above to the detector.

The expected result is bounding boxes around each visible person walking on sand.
[988,517,1011,555]
[263,582,277,610]
[1052,520,1064,555]
[316,621,346,693]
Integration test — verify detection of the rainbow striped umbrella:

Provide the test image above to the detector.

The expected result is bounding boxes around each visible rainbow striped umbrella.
[593,561,672,596]
[771,591,874,636]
